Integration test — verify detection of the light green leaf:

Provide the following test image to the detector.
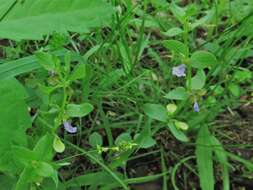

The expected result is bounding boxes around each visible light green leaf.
[167,122,189,142]
[0,78,31,174]
[190,70,206,90]
[164,87,189,100]
[35,162,54,178]
[170,3,186,23]
[0,0,114,40]
[196,126,214,190]
[190,51,217,69]
[66,103,94,118]
[174,121,189,131]
[143,103,167,122]
[53,136,65,153]
[162,27,183,37]
[89,132,103,148]
[163,40,189,57]
[33,134,54,161]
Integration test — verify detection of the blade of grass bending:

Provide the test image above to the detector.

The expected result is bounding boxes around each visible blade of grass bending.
[100,172,168,190]
[161,149,168,190]
[64,140,129,190]
[171,156,196,190]
[0,50,66,80]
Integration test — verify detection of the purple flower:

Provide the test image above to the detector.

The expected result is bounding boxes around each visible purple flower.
[63,121,77,133]
[193,101,200,112]
[172,64,186,77]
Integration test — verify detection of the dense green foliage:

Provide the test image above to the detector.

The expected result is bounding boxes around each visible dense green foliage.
[0,0,252,190]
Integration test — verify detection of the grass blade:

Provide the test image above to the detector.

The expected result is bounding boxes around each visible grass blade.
[196,126,214,190]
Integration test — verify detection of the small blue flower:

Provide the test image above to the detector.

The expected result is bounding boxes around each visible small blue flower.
[193,101,200,112]
[63,121,77,133]
[172,64,186,77]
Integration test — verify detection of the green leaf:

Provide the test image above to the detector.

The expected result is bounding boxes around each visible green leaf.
[35,162,54,178]
[66,103,94,118]
[174,121,189,131]
[162,27,183,37]
[0,78,31,174]
[211,137,230,190]
[164,87,189,100]
[233,69,252,83]
[0,174,17,190]
[0,0,16,18]
[15,166,33,190]
[65,172,122,188]
[190,70,206,90]
[115,133,132,146]
[143,103,167,122]
[36,162,59,187]
[170,3,186,23]
[167,122,189,142]
[12,146,37,166]
[196,126,214,190]
[33,134,54,161]
[35,52,56,71]
[69,63,86,82]
[134,134,156,149]
[228,83,241,97]
[89,132,103,148]
[0,50,65,80]
[0,0,114,40]
[190,51,217,69]
[53,136,65,153]
[163,40,189,57]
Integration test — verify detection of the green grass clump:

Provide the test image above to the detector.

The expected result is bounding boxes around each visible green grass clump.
[0,1,252,190]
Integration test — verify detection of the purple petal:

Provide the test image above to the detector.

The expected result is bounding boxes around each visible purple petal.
[172,64,186,77]
[63,121,77,133]
[193,101,200,112]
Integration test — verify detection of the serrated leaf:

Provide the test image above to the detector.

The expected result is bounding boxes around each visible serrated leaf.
[66,103,94,118]
[196,126,214,190]
[164,87,189,100]
[89,132,103,148]
[163,40,189,57]
[0,0,114,40]
[191,51,217,69]
[143,103,167,122]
